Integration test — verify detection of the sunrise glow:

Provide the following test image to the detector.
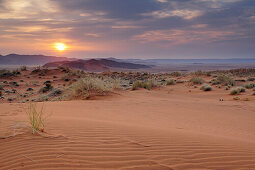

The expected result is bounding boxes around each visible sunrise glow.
[54,43,67,51]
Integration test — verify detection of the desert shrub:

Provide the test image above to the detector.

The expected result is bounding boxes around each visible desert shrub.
[20,66,27,71]
[200,84,212,91]
[170,72,182,77]
[189,77,204,85]
[132,79,158,90]
[233,96,240,100]
[0,91,2,96]
[0,85,3,90]
[0,69,15,78]
[66,76,111,99]
[166,79,176,85]
[9,81,19,87]
[244,83,255,89]
[211,74,235,86]
[25,103,47,134]
[230,87,245,95]
[39,82,53,93]
[247,77,255,81]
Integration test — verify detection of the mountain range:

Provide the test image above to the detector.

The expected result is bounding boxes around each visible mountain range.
[43,59,150,72]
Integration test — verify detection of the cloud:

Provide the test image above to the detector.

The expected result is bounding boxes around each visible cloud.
[144,9,203,20]
[134,28,245,45]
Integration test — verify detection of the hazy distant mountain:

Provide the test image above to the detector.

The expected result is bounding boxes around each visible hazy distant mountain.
[0,54,75,65]
[44,59,151,72]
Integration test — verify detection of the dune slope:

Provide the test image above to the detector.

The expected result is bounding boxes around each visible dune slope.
[1,85,255,169]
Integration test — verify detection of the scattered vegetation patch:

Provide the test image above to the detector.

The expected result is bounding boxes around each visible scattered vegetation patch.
[132,79,158,90]
[166,79,176,85]
[0,69,15,78]
[244,83,255,89]
[200,84,212,91]
[211,74,235,86]
[39,82,53,93]
[65,76,112,99]
[189,77,204,85]
[170,72,182,77]
[233,96,240,100]
[230,87,245,95]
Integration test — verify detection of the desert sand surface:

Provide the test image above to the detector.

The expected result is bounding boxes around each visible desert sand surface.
[1,84,255,170]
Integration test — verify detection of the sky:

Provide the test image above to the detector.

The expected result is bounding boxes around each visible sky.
[0,0,254,59]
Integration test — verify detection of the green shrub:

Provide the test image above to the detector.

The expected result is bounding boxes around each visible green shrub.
[211,74,235,86]
[66,76,111,99]
[132,79,158,90]
[166,79,176,85]
[233,96,240,100]
[244,83,255,89]
[189,77,204,85]
[170,72,182,77]
[230,87,246,95]
[200,84,212,91]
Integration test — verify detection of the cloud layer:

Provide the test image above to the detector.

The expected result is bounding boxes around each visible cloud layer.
[0,0,254,58]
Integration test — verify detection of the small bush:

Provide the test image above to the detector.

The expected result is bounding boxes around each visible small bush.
[66,77,111,99]
[25,103,47,134]
[247,77,255,81]
[233,96,240,100]
[200,84,212,91]
[244,83,255,89]
[0,69,15,78]
[230,87,245,95]
[132,79,158,90]
[166,79,176,85]
[190,77,204,85]
[211,74,235,86]
[170,72,182,77]
[20,66,27,71]
[39,82,53,93]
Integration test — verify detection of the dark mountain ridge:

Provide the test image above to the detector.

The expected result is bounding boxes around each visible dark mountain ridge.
[43,59,151,72]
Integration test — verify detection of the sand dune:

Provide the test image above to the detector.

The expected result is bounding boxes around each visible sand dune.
[1,85,255,169]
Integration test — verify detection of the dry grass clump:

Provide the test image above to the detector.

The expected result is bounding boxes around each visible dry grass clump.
[200,84,212,91]
[66,76,111,99]
[25,103,47,134]
[189,77,205,85]
[244,83,255,89]
[230,87,245,95]
[211,74,235,86]
[166,79,176,85]
[132,79,158,90]
[170,72,182,77]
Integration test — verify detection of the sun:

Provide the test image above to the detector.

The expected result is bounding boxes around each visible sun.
[54,43,67,51]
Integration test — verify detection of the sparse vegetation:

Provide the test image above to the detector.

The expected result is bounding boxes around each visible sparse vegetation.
[189,77,204,85]
[233,96,240,100]
[230,87,245,95]
[39,81,53,93]
[200,84,212,91]
[25,103,47,134]
[166,79,176,85]
[170,72,182,77]
[244,83,255,89]
[66,76,111,99]
[211,74,235,86]
[132,79,158,90]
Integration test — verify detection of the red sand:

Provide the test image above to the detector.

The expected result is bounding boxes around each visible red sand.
[1,85,255,169]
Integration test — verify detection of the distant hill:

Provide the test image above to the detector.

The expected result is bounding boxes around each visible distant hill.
[43,59,151,72]
[0,54,75,65]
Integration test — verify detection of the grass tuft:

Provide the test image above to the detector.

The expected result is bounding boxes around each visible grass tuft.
[200,84,212,91]
[25,103,47,134]
[189,77,204,85]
